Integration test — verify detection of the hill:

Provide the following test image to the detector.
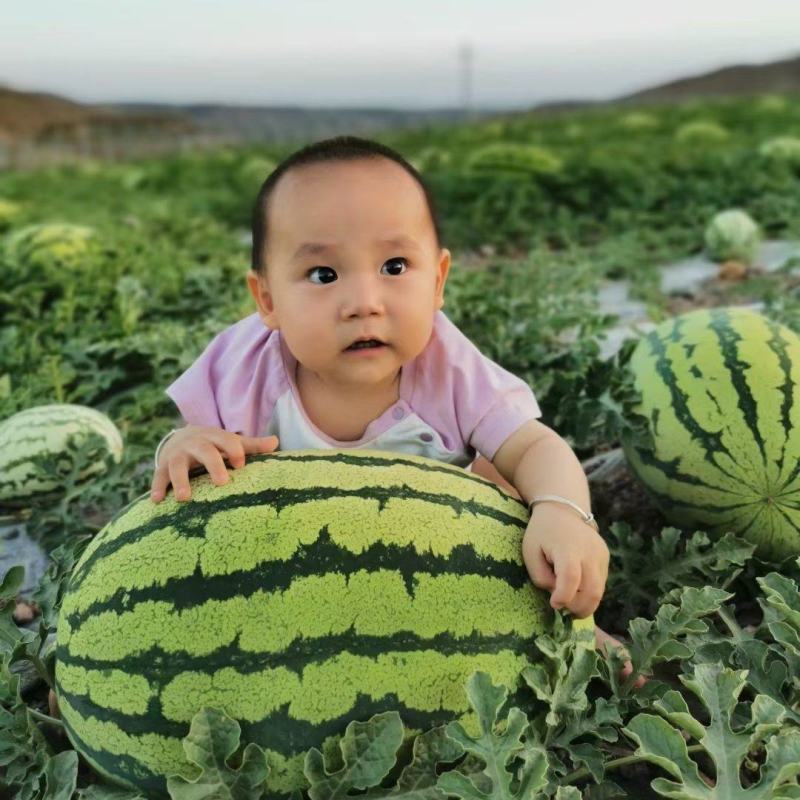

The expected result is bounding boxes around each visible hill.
[617,52,800,104]
[0,84,190,139]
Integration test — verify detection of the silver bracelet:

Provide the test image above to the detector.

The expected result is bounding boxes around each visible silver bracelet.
[527,494,599,531]
[154,428,180,469]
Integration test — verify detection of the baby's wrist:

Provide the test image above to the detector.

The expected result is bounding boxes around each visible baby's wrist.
[527,494,598,532]
[154,428,181,468]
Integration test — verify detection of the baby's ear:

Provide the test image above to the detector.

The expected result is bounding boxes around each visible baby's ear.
[247,269,279,327]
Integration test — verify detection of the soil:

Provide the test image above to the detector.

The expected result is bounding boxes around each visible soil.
[582,448,668,537]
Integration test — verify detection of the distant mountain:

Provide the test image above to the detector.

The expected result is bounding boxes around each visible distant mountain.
[0,84,191,139]
[107,102,489,144]
[1,50,799,156]
[615,52,800,104]
[0,85,112,138]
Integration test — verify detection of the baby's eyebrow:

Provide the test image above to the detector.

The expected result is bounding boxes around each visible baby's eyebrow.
[291,235,420,262]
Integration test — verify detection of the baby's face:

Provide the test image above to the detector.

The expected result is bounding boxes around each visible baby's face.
[248,158,451,392]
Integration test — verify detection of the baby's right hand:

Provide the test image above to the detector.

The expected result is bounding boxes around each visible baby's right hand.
[150,426,279,503]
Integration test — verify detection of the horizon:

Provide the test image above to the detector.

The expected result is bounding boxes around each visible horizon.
[3,1,800,111]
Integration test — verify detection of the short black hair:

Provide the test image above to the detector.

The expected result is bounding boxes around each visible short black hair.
[250,135,442,274]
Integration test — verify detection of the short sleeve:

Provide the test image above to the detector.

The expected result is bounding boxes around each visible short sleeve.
[467,381,542,462]
[164,313,282,436]
[165,333,227,428]
[412,312,542,463]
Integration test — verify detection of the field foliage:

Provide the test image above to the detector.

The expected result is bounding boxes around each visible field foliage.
[3,93,800,798]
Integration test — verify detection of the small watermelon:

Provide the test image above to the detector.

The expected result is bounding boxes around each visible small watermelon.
[621,307,800,561]
[54,449,593,798]
[465,143,563,177]
[0,404,123,508]
[4,223,95,274]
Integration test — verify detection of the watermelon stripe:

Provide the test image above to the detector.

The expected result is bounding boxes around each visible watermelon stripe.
[57,662,156,715]
[57,623,539,681]
[66,468,526,594]
[58,695,177,797]
[626,465,768,517]
[766,323,797,481]
[58,650,534,756]
[650,317,742,483]
[58,675,538,800]
[709,309,768,467]
[63,524,534,630]
[625,443,737,493]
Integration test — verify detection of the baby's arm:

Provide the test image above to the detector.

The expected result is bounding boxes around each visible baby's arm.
[150,426,279,503]
[469,455,520,499]
[491,419,609,618]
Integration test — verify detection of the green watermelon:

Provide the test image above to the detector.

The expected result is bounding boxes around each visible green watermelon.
[0,404,123,508]
[622,307,800,561]
[54,449,593,798]
[4,222,95,273]
[465,143,563,177]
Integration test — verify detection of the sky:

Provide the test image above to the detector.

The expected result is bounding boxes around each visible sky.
[2,0,799,110]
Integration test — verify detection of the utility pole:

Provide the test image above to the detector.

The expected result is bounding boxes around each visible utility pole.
[458,42,474,121]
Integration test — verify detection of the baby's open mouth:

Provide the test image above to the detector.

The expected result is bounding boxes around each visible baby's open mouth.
[345,339,386,351]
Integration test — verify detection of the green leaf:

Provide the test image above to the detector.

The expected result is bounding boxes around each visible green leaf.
[605,586,732,694]
[436,672,549,800]
[582,781,628,799]
[78,784,149,799]
[520,614,620,784]
[305,711,406,799]
[42,750,78,799]
[758,571,800,676]
[555,788,583,799]
[732,639,800,726]
[394,725,468,795]
[624,662,800,798]
[521,613,597,729]
[165,707,269,800]
[0,565,26,653]
[0,702,50,800]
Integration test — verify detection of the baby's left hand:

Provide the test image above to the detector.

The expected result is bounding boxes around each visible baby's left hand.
[521,502,609,618]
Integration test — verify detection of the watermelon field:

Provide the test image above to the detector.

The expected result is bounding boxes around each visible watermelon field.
[3,92,800,798]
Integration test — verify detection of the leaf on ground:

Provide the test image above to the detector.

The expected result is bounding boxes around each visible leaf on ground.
[78,784,149,799]
[43,750,78,799]
[758,570,800,678]
[521,612,597,728]
[165,707,269,800]
[624,662,800,798]
[604,526,754,622]
[605,586,733,694]
[732,638,800,726]
[0,698,50,799]
[554,787,583,799]
[393,724,469,796]
[304,712,476,800]
[521,613,619,783]
[305,711,406,800]
[32,539,83,631]
[0,565,27,653]
[437,671,549,800]
[581,782,628,799]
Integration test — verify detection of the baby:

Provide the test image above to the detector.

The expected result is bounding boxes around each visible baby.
[149,135,610,622]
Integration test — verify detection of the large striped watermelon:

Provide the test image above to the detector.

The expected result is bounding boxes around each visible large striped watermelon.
[0,404,123,508]
[621,307,800,561]
[54,449,592,798]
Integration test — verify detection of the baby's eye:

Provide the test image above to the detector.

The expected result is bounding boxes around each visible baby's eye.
[307,266,336,285]
[381,257,408,276]
[306,258,407,285]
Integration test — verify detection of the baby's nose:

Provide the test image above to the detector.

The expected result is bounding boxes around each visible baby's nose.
[346,276,385,314]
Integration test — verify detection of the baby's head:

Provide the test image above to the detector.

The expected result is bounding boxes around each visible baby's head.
[247,136,451,392]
